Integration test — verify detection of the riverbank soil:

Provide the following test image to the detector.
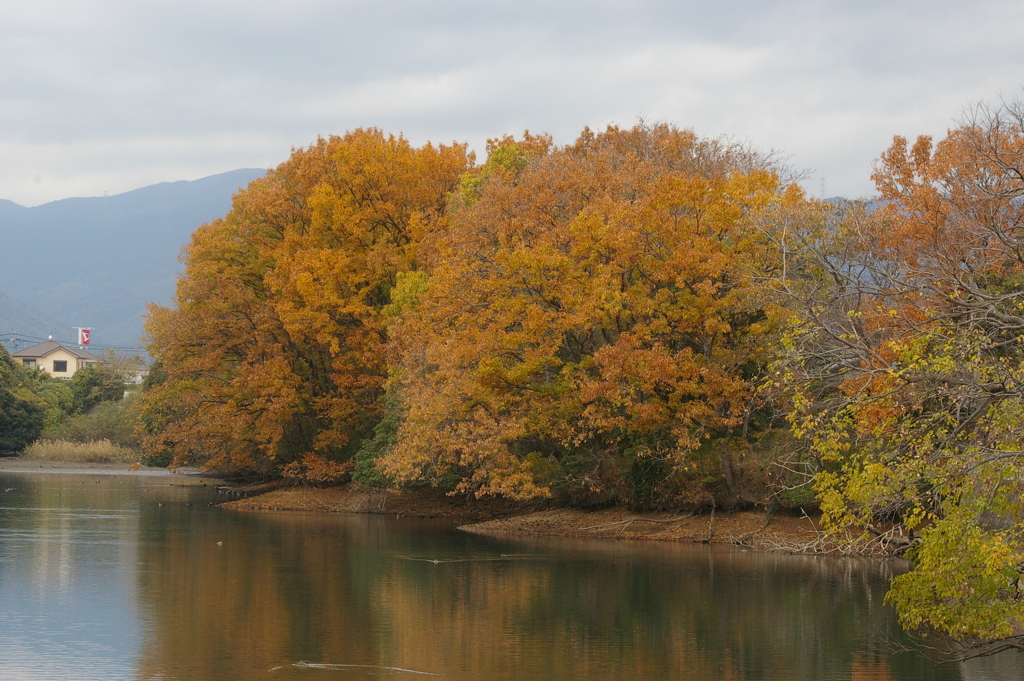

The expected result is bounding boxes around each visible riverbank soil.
[460,507,822,546]
[225,482,823,546]
[225,483,528,523]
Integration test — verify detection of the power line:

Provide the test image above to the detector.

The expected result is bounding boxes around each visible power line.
[0,331,145,354]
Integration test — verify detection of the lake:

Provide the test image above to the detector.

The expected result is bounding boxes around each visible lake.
[0,470,1021,680]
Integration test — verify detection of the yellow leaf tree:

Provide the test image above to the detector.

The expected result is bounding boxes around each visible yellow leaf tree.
[138,130,470,474]
[379,124,797,504]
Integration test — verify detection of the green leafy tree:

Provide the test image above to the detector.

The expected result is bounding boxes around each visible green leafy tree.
[32,378,74,428]
[69,364,127,413]
[0,346,45,454]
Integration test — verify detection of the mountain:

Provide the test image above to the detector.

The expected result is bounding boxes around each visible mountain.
[0,169,266,348]
[0,291,73,346]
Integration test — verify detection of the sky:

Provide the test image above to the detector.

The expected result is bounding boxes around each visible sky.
[2,0,1023,206]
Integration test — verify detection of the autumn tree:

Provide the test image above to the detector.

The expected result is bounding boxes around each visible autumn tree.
[377,124,800,505]
[138,130,471,475]
[774,99,1024,652]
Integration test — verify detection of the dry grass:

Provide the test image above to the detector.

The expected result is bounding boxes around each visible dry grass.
[20,439,140,464]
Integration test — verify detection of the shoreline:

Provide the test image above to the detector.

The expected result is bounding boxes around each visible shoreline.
[224,482,826,548]
[0,461,829,550]
[0,458,225,486]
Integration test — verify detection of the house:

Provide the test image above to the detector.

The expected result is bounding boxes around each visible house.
[11,340,102,379]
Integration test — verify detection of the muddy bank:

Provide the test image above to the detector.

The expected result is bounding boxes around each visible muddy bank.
[225,482,530,523]
[225,482,824,547]
[460,507,823,546]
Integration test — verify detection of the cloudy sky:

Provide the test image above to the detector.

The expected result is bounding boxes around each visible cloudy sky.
[2,0,1022,206]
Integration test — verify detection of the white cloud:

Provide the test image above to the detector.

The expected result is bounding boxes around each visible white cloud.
[1,0,1022,204]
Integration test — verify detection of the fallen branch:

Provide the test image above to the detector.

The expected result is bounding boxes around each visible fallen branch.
[704,504,716,543]
[734,509,775,544]
[731,519,907,557]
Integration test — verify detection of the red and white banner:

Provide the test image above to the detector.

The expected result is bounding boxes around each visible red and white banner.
[78,328,91,346]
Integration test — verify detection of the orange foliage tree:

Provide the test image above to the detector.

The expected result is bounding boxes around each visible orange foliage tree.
[138,130,470,474]
[378,124,800,504]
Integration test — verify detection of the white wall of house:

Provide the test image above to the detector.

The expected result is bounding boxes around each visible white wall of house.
[20,348,96,379]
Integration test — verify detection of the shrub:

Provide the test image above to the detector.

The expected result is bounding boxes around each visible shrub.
[42,395,139,448]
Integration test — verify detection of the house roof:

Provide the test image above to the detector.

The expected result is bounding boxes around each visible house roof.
[11,340,102,362]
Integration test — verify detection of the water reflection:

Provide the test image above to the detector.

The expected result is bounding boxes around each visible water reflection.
[0,472,198,681]
[1,472,1021,680]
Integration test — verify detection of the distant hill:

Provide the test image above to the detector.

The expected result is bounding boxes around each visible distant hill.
[0,169,266,348]
[0,291,73,347]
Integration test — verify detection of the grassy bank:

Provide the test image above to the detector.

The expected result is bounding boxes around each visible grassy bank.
[19,439,140,464]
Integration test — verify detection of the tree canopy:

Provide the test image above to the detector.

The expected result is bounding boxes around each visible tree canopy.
[0,346,45,455]
[139,129,471,476]
[379,125,797,504]
[141,124,797,503]
[773,99,1024,651]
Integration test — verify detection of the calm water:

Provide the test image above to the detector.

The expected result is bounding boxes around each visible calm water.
[0,472,1021,681]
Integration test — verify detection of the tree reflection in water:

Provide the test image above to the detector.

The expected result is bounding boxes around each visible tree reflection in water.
[134,504,966,681]
[0,473,1011,681]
